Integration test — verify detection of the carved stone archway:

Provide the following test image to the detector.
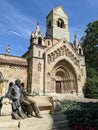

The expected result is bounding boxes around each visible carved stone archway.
[51,60,77,94]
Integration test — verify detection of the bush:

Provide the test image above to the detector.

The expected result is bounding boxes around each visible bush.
[84,67,98,99]
[61,100,98,129]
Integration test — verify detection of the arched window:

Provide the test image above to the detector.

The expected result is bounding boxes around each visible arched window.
[48,41,50,46]
[38,63,41,72]
[79,48,82,55]
[57,18,64,28]
[39,50,40,57]
[48,21,51,29]
[38,37,42,45]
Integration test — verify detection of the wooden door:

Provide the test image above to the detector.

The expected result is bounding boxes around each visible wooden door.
[56,81,61,93]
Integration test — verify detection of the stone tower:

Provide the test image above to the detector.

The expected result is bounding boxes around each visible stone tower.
[25,5,86,97]
[0,5,86,98]
[27,22,46,93]
[46,5,70,42]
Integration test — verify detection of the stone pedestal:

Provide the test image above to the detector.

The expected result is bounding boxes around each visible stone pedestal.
[0,98,12,116]
[53,100,62,112]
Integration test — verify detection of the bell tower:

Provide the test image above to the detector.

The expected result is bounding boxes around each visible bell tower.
[46,5,70,41]
[27,22,45,93]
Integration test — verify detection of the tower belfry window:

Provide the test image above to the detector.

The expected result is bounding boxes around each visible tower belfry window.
[48,21,51,29]
[57,18,64,28]
[79,48,82,55]
[38,37,42,45]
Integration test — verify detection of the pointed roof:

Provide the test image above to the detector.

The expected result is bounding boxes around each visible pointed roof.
[73,35,80,49]
[35,21,40,34]
[46,5,68,18]
[31,22,43,39]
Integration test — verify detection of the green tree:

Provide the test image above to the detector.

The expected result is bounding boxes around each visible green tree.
[81,21,98,98]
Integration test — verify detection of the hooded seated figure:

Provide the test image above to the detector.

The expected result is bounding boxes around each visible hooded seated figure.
[5,82,26,119]
[15,79,42,118]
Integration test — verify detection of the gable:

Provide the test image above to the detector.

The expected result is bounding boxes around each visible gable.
[53,5,68,19]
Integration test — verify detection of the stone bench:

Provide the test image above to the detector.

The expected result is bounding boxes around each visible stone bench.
[21,96,54,115]
[32,96,53,112]
[0,96,54,117]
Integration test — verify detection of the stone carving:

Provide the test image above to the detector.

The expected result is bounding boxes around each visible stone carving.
[47,44,80,68]
[0,98,12,116]
[53,99,62,112]
[0,79,43,119]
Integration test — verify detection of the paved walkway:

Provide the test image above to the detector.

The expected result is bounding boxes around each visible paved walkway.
[1,95,98,130]
[52,94,98,102]
[0,112,70,130]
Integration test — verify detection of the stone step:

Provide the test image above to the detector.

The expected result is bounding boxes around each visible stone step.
[0,113,70,130]
[0,116,19,129]
[20,114,69,130]
[0,128,19,130]
[20,117,54,128]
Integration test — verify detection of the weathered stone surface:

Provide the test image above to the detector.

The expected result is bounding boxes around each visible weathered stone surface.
[0,6,86,98]
[0,98,12,116]
[0,113,70,130]
[53,100,62,112]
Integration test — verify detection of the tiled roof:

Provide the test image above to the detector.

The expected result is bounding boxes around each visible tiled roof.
[0,58,28,67]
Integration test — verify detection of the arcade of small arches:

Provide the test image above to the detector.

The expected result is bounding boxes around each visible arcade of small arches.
[48,18,65,29]
[47,45,80,68]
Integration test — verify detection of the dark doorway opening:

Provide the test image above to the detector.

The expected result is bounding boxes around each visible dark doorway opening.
[56,81,61,93]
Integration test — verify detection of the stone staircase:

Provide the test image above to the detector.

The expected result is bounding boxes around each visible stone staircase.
[0,112,71,130]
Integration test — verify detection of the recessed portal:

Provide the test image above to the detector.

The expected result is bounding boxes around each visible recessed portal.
[56,81,61,93]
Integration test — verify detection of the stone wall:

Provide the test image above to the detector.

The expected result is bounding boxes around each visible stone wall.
[0,54,28,95]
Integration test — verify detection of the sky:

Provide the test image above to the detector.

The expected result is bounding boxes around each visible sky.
[0,0,98,56]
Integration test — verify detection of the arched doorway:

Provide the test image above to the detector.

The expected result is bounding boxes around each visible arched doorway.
[51,60,77,94]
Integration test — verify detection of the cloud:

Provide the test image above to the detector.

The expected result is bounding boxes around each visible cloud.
[9,30,29,39]
[0,0,36,38]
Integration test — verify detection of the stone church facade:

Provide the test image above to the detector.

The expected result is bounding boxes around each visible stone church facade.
[0,6,86,97]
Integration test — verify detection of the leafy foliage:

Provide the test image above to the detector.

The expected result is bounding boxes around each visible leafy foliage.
[81,21,98,69]
[81,21,98,98]
[61,100,98,129]
[83,67,98,98]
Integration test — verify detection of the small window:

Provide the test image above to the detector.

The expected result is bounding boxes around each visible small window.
[79,48,82,55]
[48,41,50,46]
[48,21,51,29]
[38,63,41,72]
[57,18,64,28]
[39,50,40,57]
[38,37,42,45]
